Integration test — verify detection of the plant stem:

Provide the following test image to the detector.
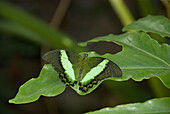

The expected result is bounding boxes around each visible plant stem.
[41,0,72,63]
[136,0,156,17]
[109,0,134,26]
[162,0,170,19]
[42,1,72,114]
[50,0,72,28]
[149,77,170,97]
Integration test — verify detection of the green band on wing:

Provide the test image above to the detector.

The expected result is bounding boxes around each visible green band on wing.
[60,50,75,81]
[80,59,109,85]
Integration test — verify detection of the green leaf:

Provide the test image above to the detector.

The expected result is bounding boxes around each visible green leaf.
[9,64,65,104]
[123,15,170,38]
[0,1,80,52]
[0,20,45,44]
[86,97,170,114]
[79,32,170,88]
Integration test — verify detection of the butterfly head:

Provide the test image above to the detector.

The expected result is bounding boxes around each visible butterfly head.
[83,53,88,58]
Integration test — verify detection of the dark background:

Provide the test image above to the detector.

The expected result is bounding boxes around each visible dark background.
[0,0,168,114]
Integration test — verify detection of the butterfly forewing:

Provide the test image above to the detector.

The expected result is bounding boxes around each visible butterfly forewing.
[94,58,122,80]
[42,50,64,72]
[65,50,82,79]
[80,57,104,84]
[42,49,81,86]
[79,57,122,92]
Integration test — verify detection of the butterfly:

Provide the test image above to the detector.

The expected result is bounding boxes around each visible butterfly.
[42,49,122,92]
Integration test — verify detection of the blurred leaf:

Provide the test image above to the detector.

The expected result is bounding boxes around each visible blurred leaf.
[0,34,40,59]
[0,1,80,51]
[9,64,65,104]
[136,0,156,17]
[0,102,13,114]
[86,97,170,114]
[123,15,170,38]
[148,33,168,44]
[0,20,46,44]
[149,77,170,97]
[104,80,152,103]
[79,32,170,89]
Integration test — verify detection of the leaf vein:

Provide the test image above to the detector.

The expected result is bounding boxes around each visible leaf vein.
[115,40,170,67]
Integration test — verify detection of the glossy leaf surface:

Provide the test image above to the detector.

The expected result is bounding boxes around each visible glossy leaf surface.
[87,97,170,114]
[79,32,170,88]
[9,64,65,104]
[123,15,170,37]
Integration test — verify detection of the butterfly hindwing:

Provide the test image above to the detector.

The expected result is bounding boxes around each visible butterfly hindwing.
[42,49,81,86]
[79,57,122,92]
[94,58,122,80]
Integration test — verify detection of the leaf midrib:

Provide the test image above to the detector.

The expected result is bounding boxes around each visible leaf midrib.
[92,38,170,68]
[116,40,170,68]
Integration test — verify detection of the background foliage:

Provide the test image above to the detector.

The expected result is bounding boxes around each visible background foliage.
[0,0,169,114]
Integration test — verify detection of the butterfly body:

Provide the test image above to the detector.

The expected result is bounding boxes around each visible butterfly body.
[42,49,122,92]
[78,53,88,79]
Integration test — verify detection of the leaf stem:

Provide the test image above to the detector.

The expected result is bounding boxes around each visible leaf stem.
[50,0,72,28]
[136,0,156,17]
[149,77,170,97]
[109,0,134,26]
[161,0,170,19]
[42,1,72,114]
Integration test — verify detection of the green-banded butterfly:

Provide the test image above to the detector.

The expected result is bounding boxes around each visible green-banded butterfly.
[42,49,122,92]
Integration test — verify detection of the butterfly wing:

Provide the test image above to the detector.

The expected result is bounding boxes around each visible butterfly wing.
[79,57,122,92]
[42,49,81,86]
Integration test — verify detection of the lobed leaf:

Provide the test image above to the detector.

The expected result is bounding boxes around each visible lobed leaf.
[9,64,65,104]
[10,32,170,104]
[79,32,170,88]
[123,15,170,38]
[86,97,170,114]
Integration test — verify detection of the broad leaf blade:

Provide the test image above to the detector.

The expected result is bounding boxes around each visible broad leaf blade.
[86,97,170,114]
[79,32,170,88]
[9,64,65,104]
[123,15,170,38]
